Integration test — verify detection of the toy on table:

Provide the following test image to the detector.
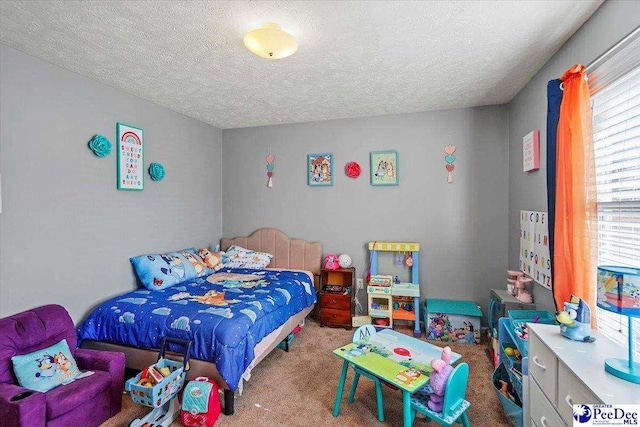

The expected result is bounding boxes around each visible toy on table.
[506,270,534,303]
[324,254,340,270]
[338,254,352,268]
[514,277,533,303]
[506,270,523,296]
[556,295,596,343]
[426,346,453,412]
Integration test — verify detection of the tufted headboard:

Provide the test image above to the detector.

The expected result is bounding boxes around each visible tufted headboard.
[220,228,322,278]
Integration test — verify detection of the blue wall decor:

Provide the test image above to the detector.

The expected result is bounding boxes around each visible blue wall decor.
[149,162,165,181]
[88,134,112,157]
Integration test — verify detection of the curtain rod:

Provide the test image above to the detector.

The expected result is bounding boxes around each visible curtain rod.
[585,26,640,72]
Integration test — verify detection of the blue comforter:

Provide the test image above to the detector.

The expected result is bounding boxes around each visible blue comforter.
[77,268,316,391]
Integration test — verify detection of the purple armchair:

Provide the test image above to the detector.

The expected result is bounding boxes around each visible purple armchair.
[0,304,125,427]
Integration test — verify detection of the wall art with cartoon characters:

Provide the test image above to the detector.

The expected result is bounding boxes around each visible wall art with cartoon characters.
[370,150,399,186]
[307,153,334,186]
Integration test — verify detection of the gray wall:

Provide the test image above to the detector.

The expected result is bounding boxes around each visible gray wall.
[222,107,509,320]
[0,45,223,323]
[507,0,640,313]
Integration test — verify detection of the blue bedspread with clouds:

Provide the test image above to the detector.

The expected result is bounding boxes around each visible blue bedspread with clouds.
[77,268,316,391]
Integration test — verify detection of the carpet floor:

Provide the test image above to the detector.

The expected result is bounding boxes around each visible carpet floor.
[101,317,510,426]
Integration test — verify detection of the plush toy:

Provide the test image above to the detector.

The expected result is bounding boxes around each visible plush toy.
[324,254,340,270]
[557,296,596,343]
[199,248,224,271]
[427,346,453,412]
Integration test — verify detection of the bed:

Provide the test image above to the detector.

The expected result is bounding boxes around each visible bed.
[78,228,321,415]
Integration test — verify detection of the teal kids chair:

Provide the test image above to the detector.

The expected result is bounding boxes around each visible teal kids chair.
[347,325,386,422]
[409,362,471,427]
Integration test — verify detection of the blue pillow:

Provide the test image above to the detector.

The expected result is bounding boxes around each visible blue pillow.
[130,248,211,290]
[11,339,81,392]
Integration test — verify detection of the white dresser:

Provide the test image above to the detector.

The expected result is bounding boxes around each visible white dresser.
[527,323,640,427]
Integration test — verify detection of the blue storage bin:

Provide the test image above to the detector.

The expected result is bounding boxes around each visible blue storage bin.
[508,310,556,325]
[423,299,482,344]
[493,363,523,427]
[508,310,557,356]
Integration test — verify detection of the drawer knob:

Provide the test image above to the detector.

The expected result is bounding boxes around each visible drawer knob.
[540,416,549,427]
[532,356,547,370]
[332,299,337,304]
[565,395,574,408]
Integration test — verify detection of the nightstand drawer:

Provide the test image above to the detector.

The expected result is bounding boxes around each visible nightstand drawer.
[530,379,566,427]
[529,331,558,405]
[557,361,601,425]
[319,293,351,310]
[321,308,351,325]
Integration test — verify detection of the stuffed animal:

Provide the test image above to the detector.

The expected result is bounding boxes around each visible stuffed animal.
[199,248,224,271]
[324,254,340,270]
[427,346,453,412]
[557,296,595,343]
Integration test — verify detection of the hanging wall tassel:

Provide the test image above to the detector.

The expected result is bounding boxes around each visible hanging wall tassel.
[266,151,275,188]
[444,144,456,183]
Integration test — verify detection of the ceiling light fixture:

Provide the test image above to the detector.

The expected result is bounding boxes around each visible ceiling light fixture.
[243,23,298,59]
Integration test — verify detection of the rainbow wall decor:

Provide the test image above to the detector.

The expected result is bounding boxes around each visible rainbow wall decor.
[116,123,144,191]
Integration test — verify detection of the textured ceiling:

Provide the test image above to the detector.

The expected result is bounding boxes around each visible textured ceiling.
[0,1,603,129]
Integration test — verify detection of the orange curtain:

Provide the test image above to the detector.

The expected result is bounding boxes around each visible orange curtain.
[553,64,598,320]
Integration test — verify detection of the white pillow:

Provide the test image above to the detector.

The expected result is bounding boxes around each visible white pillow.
[224,245,273,269]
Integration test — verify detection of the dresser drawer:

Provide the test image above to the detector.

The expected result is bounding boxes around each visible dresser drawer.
[320,293,351,310]
[529,331,558,405]
[321,308,351,326]
[557,361,601,425]
[530,379,566,427]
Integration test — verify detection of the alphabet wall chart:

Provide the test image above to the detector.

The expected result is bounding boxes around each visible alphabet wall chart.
[519,210,552,290]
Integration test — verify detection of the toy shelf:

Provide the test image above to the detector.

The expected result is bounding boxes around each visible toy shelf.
[367,241,421,337]
[498,317,529,426]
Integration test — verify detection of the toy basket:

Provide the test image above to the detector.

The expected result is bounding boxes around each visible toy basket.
[500,342,523,398]
[509,311,556,356]
[508,310,556,325]
[493,363,523,427]
[125,337,191,409]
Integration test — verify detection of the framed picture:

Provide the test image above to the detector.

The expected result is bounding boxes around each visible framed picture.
[370,150,399,186]
[307,153,334,186]
[116,123,144,191]
[523,130,540,172]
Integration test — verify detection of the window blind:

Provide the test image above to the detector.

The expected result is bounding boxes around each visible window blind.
[590,29,640,356]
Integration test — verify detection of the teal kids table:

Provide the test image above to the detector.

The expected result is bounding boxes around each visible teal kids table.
[332,328,461,426]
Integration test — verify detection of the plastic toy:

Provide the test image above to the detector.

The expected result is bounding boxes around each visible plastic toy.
[181,377,221,427]
[556,296,596,343]
[367,242,421,337]
[506,270,523,296]
[427,346,453,412]
[338,254,352,268]
[324,254,340,270]
[507,270,534,303]
[125,338,191,427]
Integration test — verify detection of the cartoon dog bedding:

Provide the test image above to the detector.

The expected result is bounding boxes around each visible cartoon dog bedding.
[77,268,316,392]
